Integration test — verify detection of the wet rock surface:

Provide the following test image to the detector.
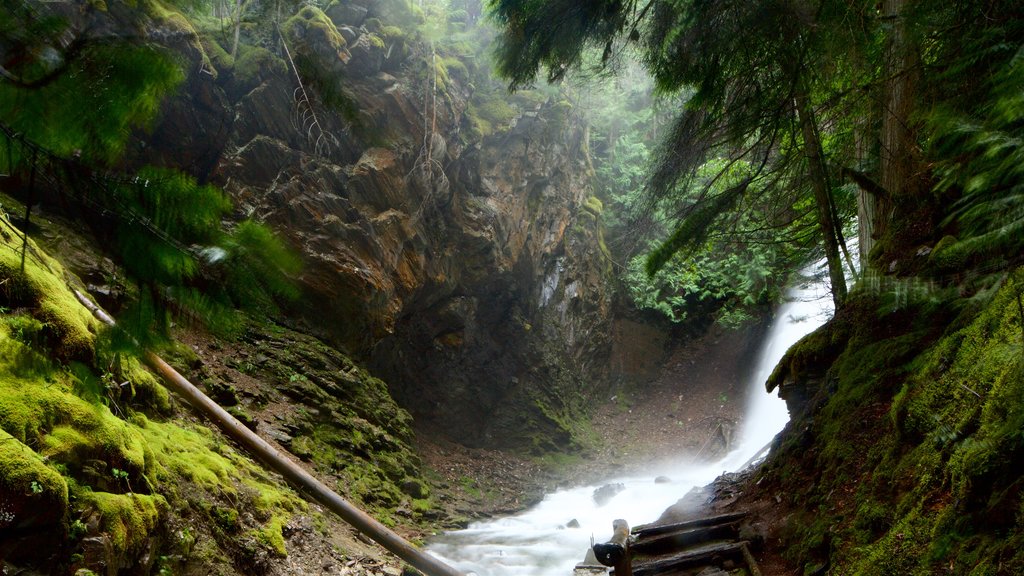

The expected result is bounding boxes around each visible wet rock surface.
[139,1,616,452]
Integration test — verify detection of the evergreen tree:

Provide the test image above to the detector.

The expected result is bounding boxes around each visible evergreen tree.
[489,0,876,309]
[0,0,299,347]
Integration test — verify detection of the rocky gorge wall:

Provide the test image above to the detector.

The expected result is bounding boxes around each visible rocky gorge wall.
[140,0,615,450]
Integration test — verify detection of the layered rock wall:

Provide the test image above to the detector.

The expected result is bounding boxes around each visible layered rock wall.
[144,0,614,449]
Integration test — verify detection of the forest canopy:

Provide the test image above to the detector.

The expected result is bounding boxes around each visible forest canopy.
[489,0,1024,320]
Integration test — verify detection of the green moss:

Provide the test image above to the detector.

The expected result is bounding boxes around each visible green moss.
[380,25,404,41]
[79,489,168,556]
[772,268,1024,574]
[0,222,324,567]
[234,44,287,86]
[0,230,98,360]
[283,6,347,52]
[411,498,432,514]
[139,419,237,492]
[244,474,304,518]
[474,94,516,130]
[0,427,69,513]
[200,35,234,72]
[509,89,548,109]
[146,0,216,79]
[366,32,386,50]
[441,56,468,85]
[140,416,307,560]
[583,195,604,216]
[93,342,171,413]
[0,331,153,483]
[253,514,289,557]
[363,17,382,33]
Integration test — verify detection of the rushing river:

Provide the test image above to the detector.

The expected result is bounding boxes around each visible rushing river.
[427,268,834,576]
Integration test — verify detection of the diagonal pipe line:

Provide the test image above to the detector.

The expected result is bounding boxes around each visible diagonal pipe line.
[71,288,465,576]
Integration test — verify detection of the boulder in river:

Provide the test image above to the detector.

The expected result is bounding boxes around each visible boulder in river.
[593,483,625,506]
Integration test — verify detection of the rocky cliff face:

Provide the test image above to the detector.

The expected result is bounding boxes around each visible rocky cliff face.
[144,0,614,450]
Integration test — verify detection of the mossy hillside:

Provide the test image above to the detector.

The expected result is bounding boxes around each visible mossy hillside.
[139,416,307,561]
[766,270,1024,575]
[223,322,430,524]
[0,314,168,565]
[0,221,314,571]
[0,225,99,360]
[0,245,153,488]
[0,306,306,569]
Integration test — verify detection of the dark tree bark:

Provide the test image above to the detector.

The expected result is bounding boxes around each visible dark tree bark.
[876,0,920,259]
[795,84,848,308]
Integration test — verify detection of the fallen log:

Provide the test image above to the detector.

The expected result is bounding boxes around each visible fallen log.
[73,289,465,576]
[632,511,748,538]
[631,541,748,576]
[630,521,739,555]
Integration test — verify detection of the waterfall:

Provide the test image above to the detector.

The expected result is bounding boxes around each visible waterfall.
[427,266,834,575]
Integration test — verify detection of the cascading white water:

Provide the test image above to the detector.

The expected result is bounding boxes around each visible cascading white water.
[427,266,834,576]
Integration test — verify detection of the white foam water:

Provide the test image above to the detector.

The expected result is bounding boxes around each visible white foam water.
[427,266,834,576]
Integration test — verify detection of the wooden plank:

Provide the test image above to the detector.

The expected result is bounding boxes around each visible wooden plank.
[631,541,747,576]
[631,522,739,555]
[632,512,748,538]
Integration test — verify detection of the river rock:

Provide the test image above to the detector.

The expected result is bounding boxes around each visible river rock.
[593,483,625,506]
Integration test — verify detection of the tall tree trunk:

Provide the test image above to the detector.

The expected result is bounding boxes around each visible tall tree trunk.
[852,110,874,264]
[876,0,918,257]
[795,86,848,309]
[230,0,243,60]
[857,184,876,264]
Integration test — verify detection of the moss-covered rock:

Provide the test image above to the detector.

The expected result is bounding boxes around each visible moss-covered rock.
[231,44,288,96]
[0,428,69,560]
[0,218,320,573]
[282,5,349,71]
[78,490,169,559]
[0,227,99,361]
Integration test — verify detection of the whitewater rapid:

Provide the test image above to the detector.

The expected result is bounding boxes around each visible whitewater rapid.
[427,268,834,576]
